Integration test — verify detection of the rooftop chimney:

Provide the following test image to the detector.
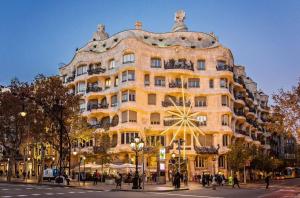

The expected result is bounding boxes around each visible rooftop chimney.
[135,21,142,30]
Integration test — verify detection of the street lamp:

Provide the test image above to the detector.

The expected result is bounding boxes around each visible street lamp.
[130,137,144,189]
[82,156,86,185]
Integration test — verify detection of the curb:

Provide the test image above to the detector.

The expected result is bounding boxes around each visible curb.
[111,188,189,192]
[0,181,190,192]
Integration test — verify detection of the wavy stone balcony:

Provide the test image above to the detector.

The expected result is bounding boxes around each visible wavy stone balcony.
[66,76,75,83]
[168,82,188,88]
[86,86,103,93]
[87,67,106,75]
[164,59,194,71]
[216,64,233,72]
[195,146,219,154]
[234,109,245,117]
[161,100,191,107]
[235,129,248,136]
[87,103,109,111]
[163,119,200,126]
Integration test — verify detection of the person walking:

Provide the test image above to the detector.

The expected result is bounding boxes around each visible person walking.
[201,173,206,187]
[265,175,270,189]
[174,172,181,189]
[232,174,240,188]
[93,170,99,185]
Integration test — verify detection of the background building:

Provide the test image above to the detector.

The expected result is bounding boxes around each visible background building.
[59,11,272,181]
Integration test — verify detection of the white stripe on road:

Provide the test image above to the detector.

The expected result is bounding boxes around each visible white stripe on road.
[31,194,41,196]
[1,196,12,198]
[149,192,224,198]
[45,193,54,195]
[17,195,28,197]
[56,193,64,195]
[1,189,9,190]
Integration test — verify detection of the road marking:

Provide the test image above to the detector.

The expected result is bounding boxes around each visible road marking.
[25,188,33,190]
[78,191,85,193]
[17,195,28,197]
[68,191,75,193]
[56,193,64,195]
[45,193,54,195]
[1,189,9,190]
[149,192,224,198]
[31,194,41,196]
[1,196,12,198]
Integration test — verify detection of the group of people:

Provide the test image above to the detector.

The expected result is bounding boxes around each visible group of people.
[200,173,226,187]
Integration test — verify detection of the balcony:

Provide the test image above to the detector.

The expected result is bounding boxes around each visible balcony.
[234,109,245,116]
[251,134,257,141]
[248,107,256,114]
[87,67,106,75]
[246,89,255,100]
[234,76,245,86]
[235,129,248,136]
[164,59,194,71]
[235,94,245,101]
[162,100,191,107]
[169,82,187,88]
[86,86,102,93]
[163,119,199,126]
[66,76,75,83]
[216,64,233,72]
[87,103,109,111]
[195,146,219,154]
[246,119,258,128]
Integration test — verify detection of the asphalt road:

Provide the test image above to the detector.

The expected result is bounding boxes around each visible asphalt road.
[0,178,299,198]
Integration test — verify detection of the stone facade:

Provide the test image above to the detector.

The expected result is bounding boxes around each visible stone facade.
[59,11,271,181]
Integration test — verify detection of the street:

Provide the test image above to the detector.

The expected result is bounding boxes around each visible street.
[0,178,300,198]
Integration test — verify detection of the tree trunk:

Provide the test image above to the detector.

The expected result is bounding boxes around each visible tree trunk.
[7,158,12,182]
[38,143,45,184]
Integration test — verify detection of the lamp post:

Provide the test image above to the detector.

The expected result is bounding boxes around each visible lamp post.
[130,137,144,189]
[72,151,79,184]
[82,156,86,185]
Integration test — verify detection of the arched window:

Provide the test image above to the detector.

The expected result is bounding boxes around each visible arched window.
[150,113,160,125]
[111,115,119,127]
[123,53,135,64]
[221,114,229,126]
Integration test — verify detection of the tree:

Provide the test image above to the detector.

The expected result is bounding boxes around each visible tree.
[227,139,250,172]
[0,79,33,181]
[273,79,300,137]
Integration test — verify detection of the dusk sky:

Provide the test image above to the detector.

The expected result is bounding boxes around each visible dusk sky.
[0,0,299,102]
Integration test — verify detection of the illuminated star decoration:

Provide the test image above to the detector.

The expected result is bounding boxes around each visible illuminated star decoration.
[160,77,205,158]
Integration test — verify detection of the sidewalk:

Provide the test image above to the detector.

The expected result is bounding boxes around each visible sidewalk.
[0,177,190,192]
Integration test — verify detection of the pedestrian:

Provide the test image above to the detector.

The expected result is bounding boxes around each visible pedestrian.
[63,172,70,185]
[221,174,226,186]
[202,173,206,187]
[93,170,99,185]
[22,171,26,179]
[116,172,122,189]
[183,172,188,186]
[232,174,240,188]
[174,172,181,189]
[265,175,270,189]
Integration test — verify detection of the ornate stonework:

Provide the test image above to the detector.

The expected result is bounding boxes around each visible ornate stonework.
[92,24,109,41]
[172,10,188,32]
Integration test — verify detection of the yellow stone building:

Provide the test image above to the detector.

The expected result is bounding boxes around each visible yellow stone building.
[59,11,271,181]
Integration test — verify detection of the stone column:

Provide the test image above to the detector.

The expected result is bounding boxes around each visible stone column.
[188,156,195,181]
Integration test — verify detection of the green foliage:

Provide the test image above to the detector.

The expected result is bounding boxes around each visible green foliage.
[227,139,251,171]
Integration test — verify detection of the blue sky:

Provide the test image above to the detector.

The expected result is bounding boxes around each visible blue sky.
[0,0,299,101]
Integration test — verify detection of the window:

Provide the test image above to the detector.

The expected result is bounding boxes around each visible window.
[148,94,156,105]
[199,135,213,146]
[121,111,128,123]
[222,114,229,126]
[128,70,135,81]
[197,60,206,70]
[129,110,137,122]
[195,96,207,107]
[114,76,119,87]
[154,76,165,87]
[209,79,214,88]
[111,95,118,107]
[79,99,85,112]
[77,82,86,93]
[144,74,150,86]
[195,156,206,168]
[150,113,160,125]
[77,65,87,76]
[221,95,229,106]
[123,53,135,64]
[108,59,115,70]
[121,132,139,144]
[218,155,225,168]
[151,58,161,68]
[121,90,135,102]
[146,136,165,146]
[122,70,135,82]
[188,78,200,88]
[223,135,229,146]
[196,115,207,126]
[220,78,228,88]
[105,78,111,89]
[217,60,226,67]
